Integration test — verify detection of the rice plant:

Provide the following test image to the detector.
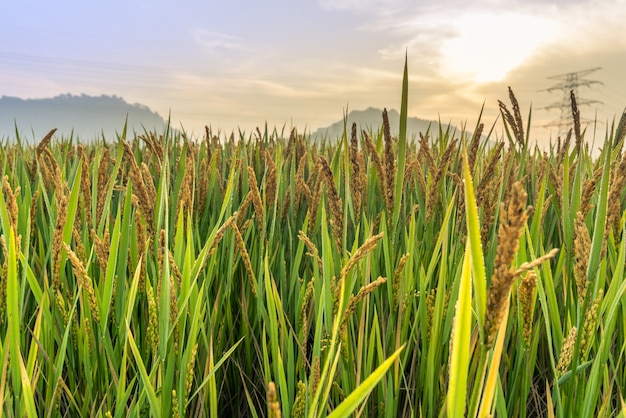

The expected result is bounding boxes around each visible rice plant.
[0,57,625,417]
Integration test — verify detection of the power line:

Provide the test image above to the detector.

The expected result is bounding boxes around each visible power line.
[542,68,603,138]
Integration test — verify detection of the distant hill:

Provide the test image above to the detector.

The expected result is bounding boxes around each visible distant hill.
[311,107,459,141]
[0,94,167,142]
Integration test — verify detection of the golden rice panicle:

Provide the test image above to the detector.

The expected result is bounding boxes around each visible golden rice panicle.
[340,232,384,280]
[184,343,198,405]
[573,211,591,304]
[393,253,410,309]
[29,189,39,238]
[295,154,312,208]
[509,87,525,148]
[418,132,435,171]
[267,381,281,418]
[498,87,525,148]
[357,150,368,212]
[36,128,56,154]
[556,129,572,166]
[247,166,264,234]
[426,139,457,221]
[168,250,183,288]
[477,142,504,202]
[169,278,179,355]
[297,230,323,271]
[96,148,111,222]
[207,213,236,258]
[307,167,323,229]
[484,181,532,347]
[310,356,320,397]
[123,142,154,232]
[140,162,157,210]
[171,390,180,418]
[146,282,159,357]
[607,151,626,236]
[477,141,504,242]
[77,144,92,229]
[196,156,209,217]
[571,90,583,153]
[231,223,257,297]
[468,123,484,174]
[139,132,164,164]
[382,108,395,216]
[176,152,194,221]
[519,271,537,348]
[2,175,20,236]
[264,150,277,207]
[319,157,344,251]
[557,326,578,377]
[580,166,602,218]
[71,226,86,263]
[300,278,315,358]
[91,228,111,270]
[363,130,386,196]
[292,381,307,418]
[512,248,559,278]
[236,192,253,229]
[548,164,563,212]
[134,214,147,292]
[581,289,603,358]
[613,109,626,149]
[349,122,362,224]
[340,276,387,333]
[52,189,69,293]
[63,242,100,323]
[412,154,427,198]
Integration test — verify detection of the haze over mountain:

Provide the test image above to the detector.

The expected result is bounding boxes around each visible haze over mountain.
[311,108,459,141]
[0,94,168,142]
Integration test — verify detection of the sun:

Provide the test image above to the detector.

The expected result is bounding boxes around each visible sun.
[438,11,560,83]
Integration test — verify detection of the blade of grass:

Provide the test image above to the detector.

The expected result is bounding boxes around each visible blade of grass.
[126,322,160,417]
[447,240,473,417]
[462,146,486,334]
[327,345,405,418]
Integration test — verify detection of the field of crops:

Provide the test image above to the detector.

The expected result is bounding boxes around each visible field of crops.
[1,63,626,417]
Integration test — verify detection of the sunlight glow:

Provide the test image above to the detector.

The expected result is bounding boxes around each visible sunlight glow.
[439,12,560,83]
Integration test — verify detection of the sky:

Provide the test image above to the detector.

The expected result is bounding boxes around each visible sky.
[2,0,626,147]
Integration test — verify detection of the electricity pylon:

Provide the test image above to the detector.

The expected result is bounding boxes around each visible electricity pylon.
[542,68,603,138]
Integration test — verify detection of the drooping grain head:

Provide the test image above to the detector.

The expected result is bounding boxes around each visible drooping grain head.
[349,122,362,223]
[263,150,277,208]
[267,382,281,418]
[468,123,484,174]
[607,151,626,236]
[484,181,532,347]
[557,326,578,377]
[77,145,92,229]
[230,223,257,297]
[63,242,100,323]
[519,271,537,348]
[382,108,395,216]
[581,289,603,358]
[573,211,591,304]
[570,90,582,153]
[319,157,344,251]
[246,166,264,234]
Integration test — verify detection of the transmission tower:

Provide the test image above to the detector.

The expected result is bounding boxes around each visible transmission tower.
[542,67,603,138]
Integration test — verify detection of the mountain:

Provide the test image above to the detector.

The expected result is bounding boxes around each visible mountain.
[0,94,167,142]
[311,107,459,141]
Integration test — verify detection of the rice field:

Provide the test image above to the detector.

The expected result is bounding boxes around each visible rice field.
[1,62,626,417]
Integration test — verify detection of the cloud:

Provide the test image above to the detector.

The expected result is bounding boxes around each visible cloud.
[191,29,246,53]
[318,0,410,12]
